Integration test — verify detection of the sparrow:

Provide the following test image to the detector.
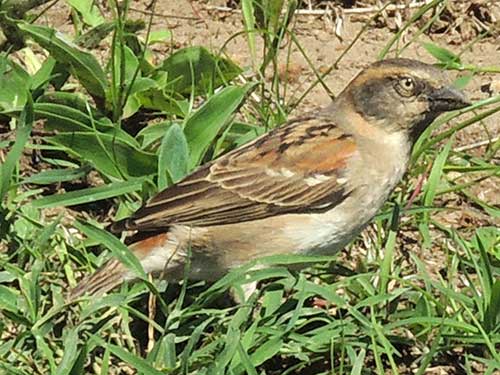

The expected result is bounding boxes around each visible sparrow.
[70,58,470,299]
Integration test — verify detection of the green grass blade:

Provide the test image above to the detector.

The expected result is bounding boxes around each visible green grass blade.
[158,46,243,95]
[22,165,92,185]
[241,0,257,69]
[379,206,399,294]
[378,0,444,59]
[0,97,33,201]
[93,337,163,375]
[54,328,79,375]
[31,179,144,209]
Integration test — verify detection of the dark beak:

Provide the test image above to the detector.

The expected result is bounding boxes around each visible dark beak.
[429,86,471,113]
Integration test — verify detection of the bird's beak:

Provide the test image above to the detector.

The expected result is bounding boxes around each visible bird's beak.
[429,86,471,113]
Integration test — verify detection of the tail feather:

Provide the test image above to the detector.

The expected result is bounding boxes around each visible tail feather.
[69,232,172,302]
[69,258,128,301]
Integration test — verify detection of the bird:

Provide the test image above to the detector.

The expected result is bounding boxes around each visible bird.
[70,58,470,300]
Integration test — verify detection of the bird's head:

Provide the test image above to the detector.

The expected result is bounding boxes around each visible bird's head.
[341,58,470,140]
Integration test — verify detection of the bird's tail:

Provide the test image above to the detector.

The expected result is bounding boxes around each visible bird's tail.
[68,232,172,301]
[69,258,130,301]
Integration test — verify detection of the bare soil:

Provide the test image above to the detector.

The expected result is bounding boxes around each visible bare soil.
[41,0,500,156]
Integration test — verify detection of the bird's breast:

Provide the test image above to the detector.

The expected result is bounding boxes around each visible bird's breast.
[286,132,411,255]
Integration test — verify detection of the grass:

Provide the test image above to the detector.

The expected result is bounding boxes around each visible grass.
[0,0,499,374]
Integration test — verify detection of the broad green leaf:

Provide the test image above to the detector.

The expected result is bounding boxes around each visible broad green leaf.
[132,73,189,116]
[213,327,240,373]
[102,343,167,375]
[351,348,366,375]
[179,318,215,371]
[0,286,19,313]
[184,83,254,168]
[18,23,108,99]
[0,56,31,112]
[0,362,26,375]
[34,102,100,132]
[122,77,157,118]
[158,123,189,188]
[20,259,43,322]
[48,132,156,179]
[302,280,346,306]
[34,101,137,146]
[33,333,56,373]
[65,0,105,27]
[12,205,40,241]
[32,179,144,209]
[453,74,473,90]
[420,139,453,247]
[235,341,259,375]
[234,126,266,147]
[385,316,479,333]
[74,21,115,49]
[156,334,176,369]
[473,226,499,260]
[261,289,283,318]
[31,56,56,92]
[68,343,87,375]
[424,139,453,206]
[50,61,71,90]
[0,98,33,201]
[379,207,399,293]
[249,337,283,367]
[137,121,173,148]
[37,91,104,117]
[135,88,184,116]
[266,0,285,32]
[158,46,242,95]
[81,294,126,319]
[111,44,139,86]
[148,29,172,44]
[0,271,16,283]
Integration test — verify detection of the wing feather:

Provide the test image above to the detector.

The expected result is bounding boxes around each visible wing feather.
[112,115,357,232]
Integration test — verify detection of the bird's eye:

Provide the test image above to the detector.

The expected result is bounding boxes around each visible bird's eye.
[395,76,417,97]
[402,77,414,89]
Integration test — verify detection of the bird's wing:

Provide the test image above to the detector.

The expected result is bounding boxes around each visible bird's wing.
[114,115,357,231]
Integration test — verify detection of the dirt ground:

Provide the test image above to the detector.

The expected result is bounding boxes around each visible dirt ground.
[40,2,500,103]
[40,0,499,204]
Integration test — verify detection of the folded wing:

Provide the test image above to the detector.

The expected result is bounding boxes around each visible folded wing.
[113,115,357,231]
